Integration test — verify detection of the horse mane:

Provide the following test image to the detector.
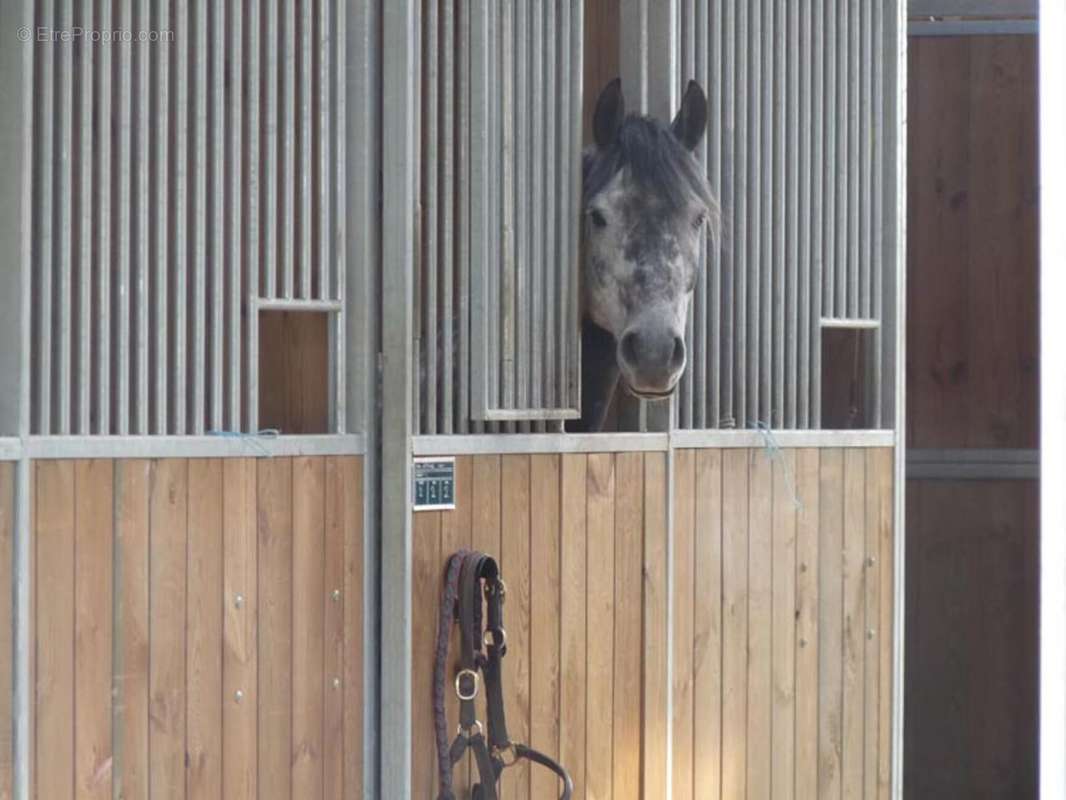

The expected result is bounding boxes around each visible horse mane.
[582,115,720,239]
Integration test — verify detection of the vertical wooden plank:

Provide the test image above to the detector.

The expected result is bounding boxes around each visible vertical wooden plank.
[794,449,821,800]
[746,449,773,800]
[149,459,189,800]
[875,450,893,800]
[74,461,113,800]
[818,449,844,800]
[342,458,365,800]
[35,460,75,799]
[113,460,150,800]
[585,453,615,800]
[530,455,561,799]
[613,452,643,800]
[863,450,882,800]
[770,450,797,800]
[499,455,531,800]
[693,450,723,800]
[842,449,866,799]
[0,464,11,799]
[292,457,325,800]
[721,449,749,800]
[642,452,669,799]
[671,450,695,800]
[440,456,474,796]
[559,454,588,799]
[187,459,224,800]
[258,457,293,800]
[411,506,441,800]
[223,459,258,800]
[323,457,347,800]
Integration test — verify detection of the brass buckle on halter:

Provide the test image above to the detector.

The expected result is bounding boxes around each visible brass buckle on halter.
[493,743,519,767]
[455,668,480,701]
[457,719,484,739]
[485,578,507,603]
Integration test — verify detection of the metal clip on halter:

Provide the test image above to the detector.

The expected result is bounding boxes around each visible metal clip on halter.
[455,668,479,701]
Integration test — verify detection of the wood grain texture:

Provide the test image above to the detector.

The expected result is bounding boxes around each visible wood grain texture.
[770,450,797,800]
[747,450,773,800]
[671,450,695,800]
[257,457,293,800]
[585,453,615,800]
[559,454,588,799]
[411,507,441,800]
[292,457,325,799]
[530,455,561,799]
[794,449,821,800]
[258,311,330,434]
[223,459,258,800]
[114,460,151,800]
[35,460,75,800]
[692,450,722,800]
[818,450,844,800]
[641,452,668,799]
[186,459,223,800]
[841,449,867,800]
[721,449,749,800]
[323,457,347,800]
[73,460,114,800]
[341,458,365,800]
[149,460,189,800]
[876,450,893,800]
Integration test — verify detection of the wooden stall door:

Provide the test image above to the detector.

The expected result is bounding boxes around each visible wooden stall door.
[905,34,1040,800]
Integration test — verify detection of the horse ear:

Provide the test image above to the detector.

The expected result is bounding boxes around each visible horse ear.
[671,80,707,151]
[593,78,625,148]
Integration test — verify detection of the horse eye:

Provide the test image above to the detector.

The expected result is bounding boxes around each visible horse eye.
[588,209,608,229]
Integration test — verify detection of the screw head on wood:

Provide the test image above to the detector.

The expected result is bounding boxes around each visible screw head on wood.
[234,593,245,609]
[800,562,808,573]
[867,629,876,640]
[332,677,341,690]
[800,637,808,648]
[234,689,244,703]
[866,556,876,568]
[331,589,341,602]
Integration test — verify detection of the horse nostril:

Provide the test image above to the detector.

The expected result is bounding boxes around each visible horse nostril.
[619,331,640,369]
[671,335,686,371]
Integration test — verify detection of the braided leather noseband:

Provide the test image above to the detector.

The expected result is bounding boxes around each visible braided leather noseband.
[433,550,573,800]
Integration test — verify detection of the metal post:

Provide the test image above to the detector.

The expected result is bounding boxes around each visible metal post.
[379,0,417,794]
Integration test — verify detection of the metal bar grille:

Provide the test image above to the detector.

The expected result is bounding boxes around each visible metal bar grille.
[29,0,356,436]
[677,0,895,430]
[417,0,583,432]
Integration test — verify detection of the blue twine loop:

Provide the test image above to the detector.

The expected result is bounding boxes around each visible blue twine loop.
[749,420,803,510]
[207,428,282,457]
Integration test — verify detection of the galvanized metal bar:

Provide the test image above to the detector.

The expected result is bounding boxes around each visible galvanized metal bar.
[820,317,881,330]
[823,0,837,323]
[487,0,500,414]
[785,0,799,429]
[861,0,874,321]
[734,0,749,429]
[379,0,419,788]
[530,0,544,412]
[515,0,529,412]
[557,0,572,413]
[569,0,583,414]
[471,0,492,418]
[695,0,710,430]
[746,0,762,428]
[799,0,812,428]
[424,0,439,433]
[281,0,297,300]
[96,0,114,434]
[34,0,54,435]
[848,0,861,320]
[134,0,151,435]
[775,0,788,429]
[209,0,224,432]
[411,0,421,432]
[669,427,896,450]
[26,434,367,460]
[190,0,207,435]
[544,0,557,412]
[228,0,243,431]
[909,19,1037,35]
[329,0,344,433]
[720,0,735,428]
[910,0,1036,16]
[680,0,696,430]
[760,0,774,427]
[55,0,73,435]
[152,1,170,434]
[413,432,672,456]
[75,0,94,435]
[115,0,133,435]
[299,0,313,301]
[836,0,849,320]
[245,0,261,433]
[441,0,455,433]
[707,0,720,429]
[499,0,515,412]
[263,0,279,301]
[811,0,826,427]
[874,0,886,428]
[458,0,472,432]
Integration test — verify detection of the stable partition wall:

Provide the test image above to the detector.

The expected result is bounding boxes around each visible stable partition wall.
[21,456,364,800]
[409,445,894,800]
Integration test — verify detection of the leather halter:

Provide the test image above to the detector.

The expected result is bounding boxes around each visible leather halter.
[434,550,573,800]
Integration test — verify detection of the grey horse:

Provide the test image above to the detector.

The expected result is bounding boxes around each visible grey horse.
[571,78,718,432]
